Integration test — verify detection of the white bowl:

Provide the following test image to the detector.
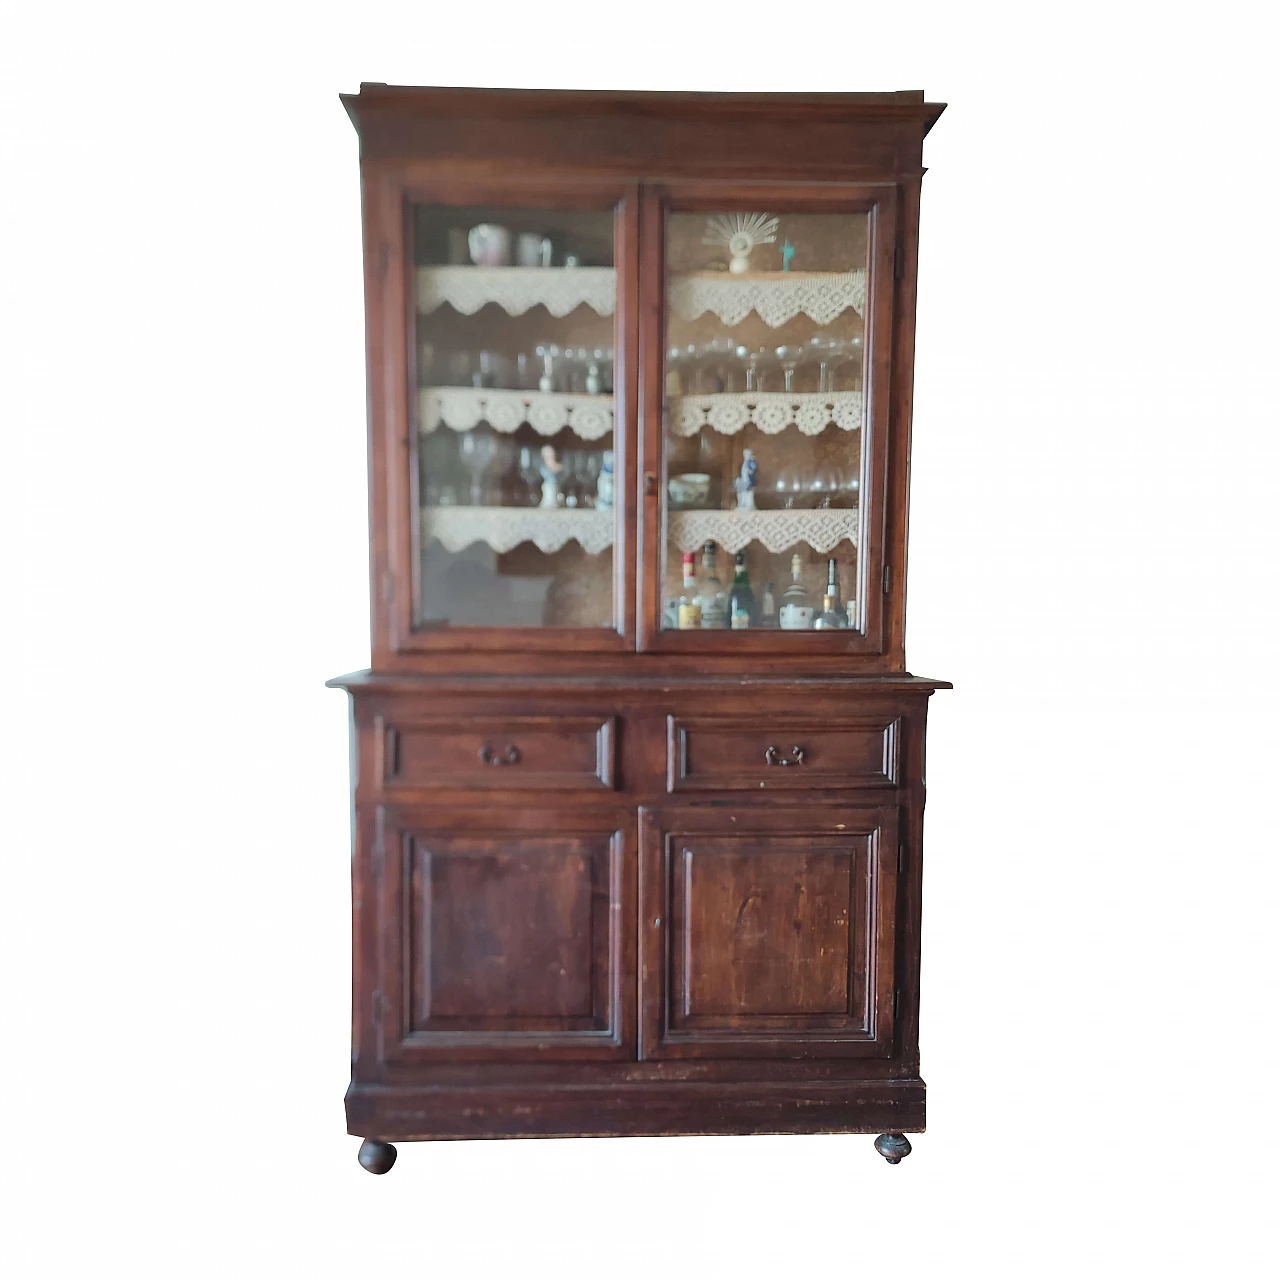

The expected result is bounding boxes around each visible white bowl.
[668,472,711,509]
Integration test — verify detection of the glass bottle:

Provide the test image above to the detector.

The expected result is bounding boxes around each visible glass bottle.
[761,581,778,628]
[778,553,815,630]
[677,553,702,629]
[728,551,757,629]
[813,558,849,629]
[695,541,728,629]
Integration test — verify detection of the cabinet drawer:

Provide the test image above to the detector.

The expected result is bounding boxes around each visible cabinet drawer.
[666,715,899,792]
[380,716,616,790]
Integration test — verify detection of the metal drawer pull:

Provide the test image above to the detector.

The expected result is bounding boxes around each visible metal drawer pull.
[764,745,805,767]
[478,745,521,766]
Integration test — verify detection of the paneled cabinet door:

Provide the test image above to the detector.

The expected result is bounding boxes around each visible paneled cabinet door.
[639,806,899,1059]
[375,807,636,1062]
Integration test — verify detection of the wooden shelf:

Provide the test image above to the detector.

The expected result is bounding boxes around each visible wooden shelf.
[667,507,858,555]
[668,269,866,327]
[669,390,862,437]
[416,266,616,317]
[421,505,614,555]
[420,387,613,440]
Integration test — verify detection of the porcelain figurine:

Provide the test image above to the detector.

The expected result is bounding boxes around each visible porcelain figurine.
[596,450,614,510]
[538,445,562,508]
[782,238,796,271]
[703,213,779,274]
[733,448,758,510]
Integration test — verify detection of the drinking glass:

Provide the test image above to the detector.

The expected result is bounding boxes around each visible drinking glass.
[459,428,499,504]
[774,345,803,393]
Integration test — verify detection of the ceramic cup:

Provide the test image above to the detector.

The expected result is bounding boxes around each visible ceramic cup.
[517,233,553,268]
[468,224,511,267]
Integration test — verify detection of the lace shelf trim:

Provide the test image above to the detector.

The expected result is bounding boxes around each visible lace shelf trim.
[668,269,866,328]
[421,506,614,556]
[667,508,858,555]
[670,390,862,437]
[420,388,614,440]
[417,266,616,318]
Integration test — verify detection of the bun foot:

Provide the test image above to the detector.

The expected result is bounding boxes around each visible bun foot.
[358,1138,397,1175]
[874,1132,912,1165]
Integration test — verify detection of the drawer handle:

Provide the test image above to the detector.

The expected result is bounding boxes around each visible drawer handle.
[764,745,805,767]
[478,744,520,766]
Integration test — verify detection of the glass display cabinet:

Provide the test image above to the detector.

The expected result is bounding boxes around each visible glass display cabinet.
[330,85,949,1174]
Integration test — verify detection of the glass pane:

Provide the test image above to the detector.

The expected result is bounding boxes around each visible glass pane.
[413,205,616,628]
[661,210,868,634]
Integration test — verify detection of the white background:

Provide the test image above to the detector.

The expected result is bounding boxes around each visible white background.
[6,2,1279,1274]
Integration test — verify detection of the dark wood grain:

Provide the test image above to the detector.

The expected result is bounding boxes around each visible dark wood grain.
[375,809,636,1062]
[335,85,947,1159]
[638,806,898,1060]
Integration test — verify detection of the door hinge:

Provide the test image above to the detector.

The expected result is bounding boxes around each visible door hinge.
[893,989,901,1021]
[893,245,906,280]
[883,564,892,594]
[898,840,906,874]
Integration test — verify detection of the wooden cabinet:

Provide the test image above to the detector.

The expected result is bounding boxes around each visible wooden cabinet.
[331,85,949,1174]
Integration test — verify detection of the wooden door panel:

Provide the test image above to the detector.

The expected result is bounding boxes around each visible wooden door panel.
[378,808,635,1061]
[640,806,898,1059]
[683,843,855,1017]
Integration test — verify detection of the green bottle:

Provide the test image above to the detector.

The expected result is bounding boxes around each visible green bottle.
[729,551,757,629]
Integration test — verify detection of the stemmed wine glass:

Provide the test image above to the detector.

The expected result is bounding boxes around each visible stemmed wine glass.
[459,428,499,505]
[774,345,804,393]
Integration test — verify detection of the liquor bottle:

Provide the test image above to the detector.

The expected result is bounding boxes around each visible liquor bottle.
[778,553,815,630]
[677,553,702,629]
[677,553,702,628]
[728,551,757,629]
[695,541,728,628]
[761,581,778,628]
[813,558,849,629]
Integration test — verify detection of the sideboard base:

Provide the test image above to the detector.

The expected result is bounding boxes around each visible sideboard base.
[347,1079,925,1142]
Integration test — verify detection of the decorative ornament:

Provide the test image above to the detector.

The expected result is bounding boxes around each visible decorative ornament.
[538,444,562,508]
[703,213,780,274]
[733,448,758,510]
[597,450,615,510]
[781,238,796,272]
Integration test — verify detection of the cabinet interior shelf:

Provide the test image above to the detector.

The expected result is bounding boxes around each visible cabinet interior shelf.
[417,266,616,317]
[415,265,866,327]
[669,268,866,327]
[421,505,615,555]
[668,507,859,555]
[420,387,614,440]
[420,505,857,557]
[670,390,863,437]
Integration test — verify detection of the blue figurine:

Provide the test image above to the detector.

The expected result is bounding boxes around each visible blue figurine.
[781,238,796,272]
[734,448,758,510]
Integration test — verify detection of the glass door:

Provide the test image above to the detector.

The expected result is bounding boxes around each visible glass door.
[395,183,635,650]
[639,185,896,652]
